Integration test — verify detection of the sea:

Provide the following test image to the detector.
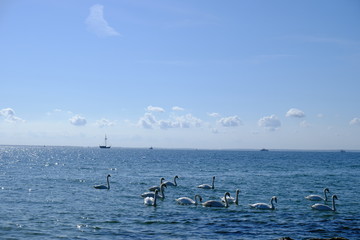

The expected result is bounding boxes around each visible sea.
[0,146,359,240]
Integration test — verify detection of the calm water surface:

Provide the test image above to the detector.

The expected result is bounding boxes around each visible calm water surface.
[0,146,359,239]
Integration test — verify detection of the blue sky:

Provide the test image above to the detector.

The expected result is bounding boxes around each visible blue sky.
[1,0,360,149]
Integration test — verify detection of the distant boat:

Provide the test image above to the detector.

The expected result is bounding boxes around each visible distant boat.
[149,146,153,150]
[99,135,111,149]
[260,148,269,152]
[340,150,346,153]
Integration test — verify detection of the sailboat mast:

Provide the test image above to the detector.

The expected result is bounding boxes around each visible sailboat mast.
[105,134,107,146]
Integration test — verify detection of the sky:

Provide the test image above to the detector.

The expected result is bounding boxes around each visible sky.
[1,0,360,150]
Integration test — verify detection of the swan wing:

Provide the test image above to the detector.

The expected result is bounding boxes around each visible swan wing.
[305,195,323,201]
[250,203,272,210]
[221,196,235,203]
[144,197,155,205]
[141,192,155,198]
[176,197,195,205]
[163,181,175,186]
[198,184,211,189]
[203,200,225,207]
[311,203,332,211]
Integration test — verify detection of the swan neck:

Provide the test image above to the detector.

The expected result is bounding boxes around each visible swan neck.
[235,191,239,205]
[160,186,165,198]
[212,178,215,189]
[154,192,157,206]
[174,177,177,186]
[332,197,336,211]
[270,198,274,209]
[324,190,328,201]
[107,176,110,190]
[224,193,229,208]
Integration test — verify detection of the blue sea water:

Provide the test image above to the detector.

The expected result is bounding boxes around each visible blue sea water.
[0,146,359,240]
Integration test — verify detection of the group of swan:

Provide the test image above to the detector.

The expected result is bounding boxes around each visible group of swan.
[94,175,338,211]
[305,188,338,211]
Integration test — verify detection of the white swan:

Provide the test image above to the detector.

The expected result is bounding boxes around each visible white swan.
[141,183,167,199]
[221,189,240,205]
[93,174,111,190]
[176,195,202,205]
[163,175,179,187]
[148,177,165,191]
[250,196,277,210]
[312,195,338,211]
[203,192,230,208]
[144,189,158,206]
[305,188,330,201]
[198,176,215,189]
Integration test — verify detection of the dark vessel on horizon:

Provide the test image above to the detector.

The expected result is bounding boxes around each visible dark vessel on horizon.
[99,135,111,149]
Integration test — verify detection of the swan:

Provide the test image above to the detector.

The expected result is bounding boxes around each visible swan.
[305,188,330,201]
[176,195,202,205]
[163,175,179,187]
[312,195,338,211]
[141,183,167,199]
[198,176,215,189]
[148,177,165,191]
[203,192,230,208]
[250,196,277,210]
[221,189,240,205]
[144,190,159,206]
[93,174,111,190]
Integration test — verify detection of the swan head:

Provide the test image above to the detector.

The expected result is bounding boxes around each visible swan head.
[332,194,338,200]
[174,175,179,179]
[160,177,165,182]
[225,192,231,198]
[107,174,111,178]
[272,196,277,203]
[324,188,330,193]
[154,189,159,195]
[212,176,216,180]
[160,183,167,189]
[236,189,240,195]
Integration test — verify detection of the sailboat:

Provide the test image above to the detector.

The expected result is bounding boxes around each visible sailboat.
[99,134,111,149]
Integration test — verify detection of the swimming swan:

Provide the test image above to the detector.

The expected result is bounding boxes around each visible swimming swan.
[305,188,330,201]
[311,195,338,211]
[163,175,179,187]
[144,189,159,206]
[141,183,167,199]
[148,177,165,191]
[221,189,240,205]
[250,196,277,210]
[176,195,202,205]
[198,176,215,189]
[93,174,111,190]
[203,192,230,208]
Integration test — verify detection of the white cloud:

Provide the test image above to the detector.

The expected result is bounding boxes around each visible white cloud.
[286,108,305,118]
[147,105,165,112]
[137,112,202,130]
[138,113,157,129]
[208,112,220,118]
[349,117,360,126]
[258,115,281,131]
[96,118,116,128]
[85,4,120,37]
[69,115,87,126]
[0,108,25,123]
[218,116,243,127]
[172,106,184,111]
